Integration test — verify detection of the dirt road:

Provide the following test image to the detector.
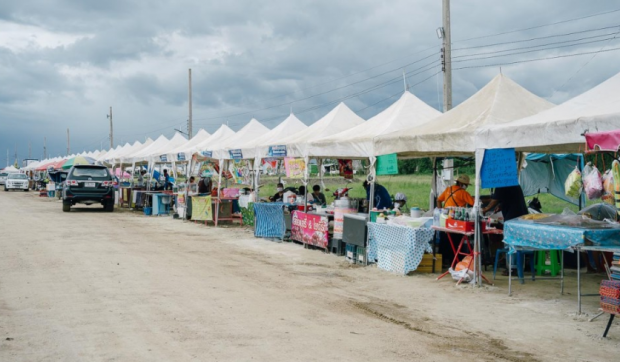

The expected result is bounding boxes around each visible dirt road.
[0,191,617,361]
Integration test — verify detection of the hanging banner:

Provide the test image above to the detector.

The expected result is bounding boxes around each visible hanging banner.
[291,211,329,249]
[201,151,213,158]
[267,145,287,157]
[199,161,218,177]
[177,153,186,161]
[229,149,243,160]
[191,195,213,221]
[376,153,398,175]
[333,207,357,239]
[159,155,168,162]
[481,148,519,189]
[229,160,252,185]
[284,157,305,179]
[338,159,353,179]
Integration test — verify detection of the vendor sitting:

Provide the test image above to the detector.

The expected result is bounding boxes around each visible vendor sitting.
[296,186,314,204]
[269,183,285,202]
[311,185,327,206]
[363,180,393,210]
[437,174,474,208]
[392,193,407,215]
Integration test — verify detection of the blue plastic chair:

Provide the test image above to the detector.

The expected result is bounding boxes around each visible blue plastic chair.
[494,247,535,284]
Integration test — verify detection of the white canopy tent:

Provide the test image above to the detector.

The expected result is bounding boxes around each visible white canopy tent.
[213,119,270,160]
[283,103,365,158]
[238,113,307,160]
[374,74,555,157]
[308,92,440,160]
[166,129,211,161]
[128,135,170,163]
[476,71,620,153]
[148,133,189,162]
[187,125,236,157]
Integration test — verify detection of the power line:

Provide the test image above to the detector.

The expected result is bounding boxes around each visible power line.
[451,34,620,64]
[453,46,620,71]
[454,8,620,43]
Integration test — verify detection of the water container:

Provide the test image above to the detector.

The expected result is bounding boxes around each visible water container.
[410,207,422,218]
[433,208,441,226]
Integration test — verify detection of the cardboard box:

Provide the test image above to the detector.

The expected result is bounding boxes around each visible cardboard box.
[414,253,442,273]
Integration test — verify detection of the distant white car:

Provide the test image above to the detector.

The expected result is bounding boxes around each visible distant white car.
[4,173,29,192]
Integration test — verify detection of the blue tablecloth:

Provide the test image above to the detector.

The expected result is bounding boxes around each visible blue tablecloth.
[503,218,620,252]
[367,223,434,275]
[254,202,286,239]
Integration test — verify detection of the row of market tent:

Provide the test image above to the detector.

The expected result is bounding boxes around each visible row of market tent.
[21,71,620,200]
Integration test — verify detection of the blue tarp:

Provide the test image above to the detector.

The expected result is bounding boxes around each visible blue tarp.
[520,153,585,206]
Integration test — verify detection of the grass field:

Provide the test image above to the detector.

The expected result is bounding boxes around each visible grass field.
[253,174,579,214]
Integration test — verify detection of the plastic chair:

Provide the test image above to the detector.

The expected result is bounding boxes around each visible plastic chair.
[536,250,561,276]
[494,248,535,284]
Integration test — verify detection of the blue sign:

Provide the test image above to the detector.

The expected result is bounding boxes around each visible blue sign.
[159,155,168,162]
[177,153,186,161]
[267,145,287,157]
[201,151,212,158]
[481,148,519,189]
[229,149,243,160]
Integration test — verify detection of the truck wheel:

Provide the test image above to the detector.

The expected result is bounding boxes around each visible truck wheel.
[62,203,71,212]
[3,187,7,192]
[23,189,28,192]
[104,201,114,212]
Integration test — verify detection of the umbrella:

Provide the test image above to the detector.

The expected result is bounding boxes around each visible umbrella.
[62,156,96,170]
[36,159,67,171]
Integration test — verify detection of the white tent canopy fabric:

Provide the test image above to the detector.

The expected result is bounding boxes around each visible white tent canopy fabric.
[477,71,620,153]
[189,125,236,156]
[2,165,19,173]
[148,133,188,161]
[214,119,270,160]
[116,139,153,161]
[308,92,440,159]
[374,74,554,157]
[240,113,308,159]
[129,135,170,161]
[103,142,135,163]
[167,129,211,160]
[283,103,365,158]
[97,145,122,162]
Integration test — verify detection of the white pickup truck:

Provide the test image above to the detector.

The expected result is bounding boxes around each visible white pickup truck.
[4,173,29,191]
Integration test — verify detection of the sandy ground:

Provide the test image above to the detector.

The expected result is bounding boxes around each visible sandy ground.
[0,191,618,362]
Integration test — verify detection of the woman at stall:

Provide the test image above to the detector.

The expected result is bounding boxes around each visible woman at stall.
[392,193,407,215]
[436,174,474,208]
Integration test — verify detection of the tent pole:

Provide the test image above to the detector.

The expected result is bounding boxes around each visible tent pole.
[216,158,223,227]
[474,148,485,287]
[430,157,437,211]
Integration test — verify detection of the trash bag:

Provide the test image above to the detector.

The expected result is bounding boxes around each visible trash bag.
[564,167,582,198]
[583,165,603,200]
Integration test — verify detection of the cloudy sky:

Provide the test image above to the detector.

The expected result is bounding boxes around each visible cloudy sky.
[1,0,619,164]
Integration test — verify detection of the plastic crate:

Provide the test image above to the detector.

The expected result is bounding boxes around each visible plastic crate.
[414,253,442,273]
[356,246,367,264]
[345,244,357,263]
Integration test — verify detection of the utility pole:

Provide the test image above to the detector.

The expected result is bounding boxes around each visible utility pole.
[441,0,452,112]
[107,106,114,148]
[67,128,70,156]
[43,137,47,160]
[188,68,193,139]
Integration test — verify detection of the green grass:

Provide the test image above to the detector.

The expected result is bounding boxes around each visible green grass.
[250,174,579,214]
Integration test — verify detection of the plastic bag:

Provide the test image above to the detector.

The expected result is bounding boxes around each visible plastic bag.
[448,267,474,283]
[564,167,582,198]
[583,165,603,200]
[602,170,615,205]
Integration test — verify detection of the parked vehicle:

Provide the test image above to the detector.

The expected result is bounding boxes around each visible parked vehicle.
[62,165,115,212]
[0,172,9,186]
[4,173,29,191]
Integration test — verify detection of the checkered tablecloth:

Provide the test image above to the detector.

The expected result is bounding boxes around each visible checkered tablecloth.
[254,202,285,239]
[367,222,434,275]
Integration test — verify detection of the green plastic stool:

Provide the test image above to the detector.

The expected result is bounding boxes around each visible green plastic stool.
[536,250,561,276]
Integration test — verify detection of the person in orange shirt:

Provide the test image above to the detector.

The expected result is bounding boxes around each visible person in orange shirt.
[436,174,474,208]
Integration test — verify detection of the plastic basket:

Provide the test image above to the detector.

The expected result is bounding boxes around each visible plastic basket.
[143,207,152,216]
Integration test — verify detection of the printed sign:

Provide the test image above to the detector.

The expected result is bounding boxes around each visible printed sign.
[376,153,398,175]
[177,153,186,161]
[284,157,305,179]
[333,207,357,239]
[267,145,287,157]
[291,211,329,248]
[229,149,243,160]
[201,151,213,158]
[159,155,168,162]
[481,148,519,189]
[191,195,213,221]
